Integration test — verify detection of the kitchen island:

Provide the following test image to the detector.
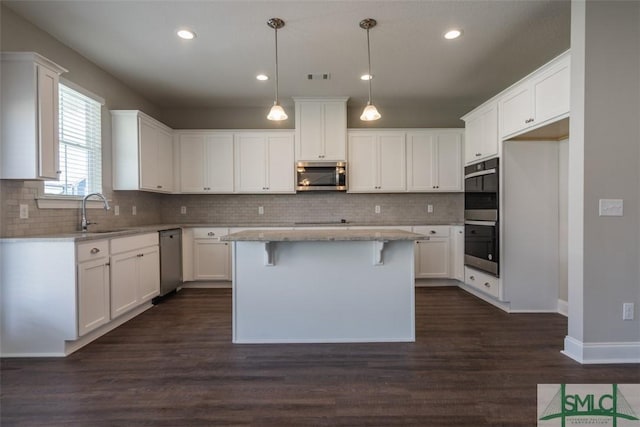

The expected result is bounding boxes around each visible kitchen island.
[221,229,425,344]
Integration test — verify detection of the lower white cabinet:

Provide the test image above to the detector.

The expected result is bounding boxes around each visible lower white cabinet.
[450,226,464,281]
[110,233,160,318]
[413,226,451,278]
[77,240,111,336]
[464,266,500,299]
[193,228,231,280]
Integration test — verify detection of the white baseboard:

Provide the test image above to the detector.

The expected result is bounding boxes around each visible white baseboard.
[457,283,511,312]
[557,299,568,317]
[563,335,640,364]
[181,281,232,289]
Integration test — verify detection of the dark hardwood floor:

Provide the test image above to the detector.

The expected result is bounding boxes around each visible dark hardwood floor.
[2,287,638,426]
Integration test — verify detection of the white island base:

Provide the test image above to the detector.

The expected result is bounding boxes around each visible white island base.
[224,229,422,344]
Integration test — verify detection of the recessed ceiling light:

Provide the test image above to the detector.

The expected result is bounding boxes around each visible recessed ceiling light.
[256,74,269,81]
[360,74,373,81]
[177,29,196,40]
[444,29,462,40]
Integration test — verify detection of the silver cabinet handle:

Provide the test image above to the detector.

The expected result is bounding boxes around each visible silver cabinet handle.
[90,247,100,254]
[430,230,436,234]
[137,253,144,257]
[207,232,215,236]
[157,185,162,189]
[475,153,482,157]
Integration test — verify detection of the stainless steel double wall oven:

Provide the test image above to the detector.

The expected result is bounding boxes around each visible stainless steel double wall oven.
[464,158,499,276]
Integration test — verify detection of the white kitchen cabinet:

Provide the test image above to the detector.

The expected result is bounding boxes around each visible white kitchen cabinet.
[499,52,570,139]
[77,240,110,336]
[406,130,463,192]
[0,52,67,180]
[294,97,348,161]
[193,228,231,280]
[464,266,500,299]
[177,131,234,193]
[348,131,406,192]
[413,226,450,278]
[450,225,464,281]
[234,132,295,193]
[110,233,160,319]
[112,110,174,193]
[462,100,498,164]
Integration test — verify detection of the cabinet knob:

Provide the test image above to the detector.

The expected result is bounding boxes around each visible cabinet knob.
[137,253,144,257]
[484,282,491,288]
[90,247,100,254]
[469,275,475,280]
[208,232,215,236]
[430,230,436,234]
[157,185,163,189]
[475,153,481,157]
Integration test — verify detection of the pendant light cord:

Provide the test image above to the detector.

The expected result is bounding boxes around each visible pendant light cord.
[366,27,372,105]
[274,26,279,104]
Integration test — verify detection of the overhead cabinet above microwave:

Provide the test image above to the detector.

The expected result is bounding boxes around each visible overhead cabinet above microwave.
[294,97,348,161]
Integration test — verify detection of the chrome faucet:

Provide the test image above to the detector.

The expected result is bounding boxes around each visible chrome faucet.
[81,193,110,232]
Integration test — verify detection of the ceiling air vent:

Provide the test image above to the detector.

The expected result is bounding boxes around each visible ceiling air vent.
[307,73,331,80]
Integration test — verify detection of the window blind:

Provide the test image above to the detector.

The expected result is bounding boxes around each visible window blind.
[45,83,102,196]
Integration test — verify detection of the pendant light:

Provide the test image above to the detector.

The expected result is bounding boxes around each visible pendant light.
[267,18,287,121]
[359,18,381,121]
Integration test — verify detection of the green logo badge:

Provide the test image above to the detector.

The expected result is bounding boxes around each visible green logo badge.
[539,384,639,426]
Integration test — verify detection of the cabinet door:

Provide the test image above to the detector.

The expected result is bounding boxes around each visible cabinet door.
[434,133,463,191]
[415,238,450,278]
[139,118,159,191]
[179,134,207,192]
[265,134,294,193]
[235,134,267,192]
[205,133,234,193]
[156,127,174,192]
[37,65,60,180]
[347,134,378,192]
[465,102,498,164]
[138,246,160,302]
[77,258,110,336]
[406,132,435,191]
[322,102,347,160]
[296,102,324,160]
[500,83,533,138]
[378,133,406,192]
[533,58,570,125]
[194,240,231,280]
[110,251,139,318]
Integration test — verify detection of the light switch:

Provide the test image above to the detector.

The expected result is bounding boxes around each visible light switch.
[599,199,623,217]
[19,204,28,219]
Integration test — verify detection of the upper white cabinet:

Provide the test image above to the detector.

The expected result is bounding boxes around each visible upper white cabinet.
[234,131,295,193]
[406,130,463,192]
[462,101,499,164]
[294,97,348,161]
[177,131,234,193]
[499,52,570,139]
[1,52,67,180]
[348,131,406,192]
[112,110,174,193]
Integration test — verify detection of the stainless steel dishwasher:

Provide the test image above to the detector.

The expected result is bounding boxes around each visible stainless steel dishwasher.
[159,228,182,297]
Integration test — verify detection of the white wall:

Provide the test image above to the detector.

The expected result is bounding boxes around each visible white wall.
[566,0,640,363]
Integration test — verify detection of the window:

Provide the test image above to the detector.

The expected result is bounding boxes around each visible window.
[45,83,102,196]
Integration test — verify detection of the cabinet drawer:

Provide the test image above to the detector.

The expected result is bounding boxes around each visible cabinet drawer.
[77,240,109,263]
[111,233,159,255]
[465,267,500,299]
[192,227,229,240]
[412,225,450,238]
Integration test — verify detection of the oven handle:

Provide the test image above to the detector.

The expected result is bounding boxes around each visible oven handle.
[464,220,497,227]
[464,168,497,179]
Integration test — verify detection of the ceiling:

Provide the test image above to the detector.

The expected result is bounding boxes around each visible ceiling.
[4,0,571,115]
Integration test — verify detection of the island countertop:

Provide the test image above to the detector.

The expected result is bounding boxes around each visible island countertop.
[221,228,426,242]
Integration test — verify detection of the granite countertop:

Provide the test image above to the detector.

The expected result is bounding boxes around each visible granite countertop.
[0,222,461,242]
[221,229,427,242]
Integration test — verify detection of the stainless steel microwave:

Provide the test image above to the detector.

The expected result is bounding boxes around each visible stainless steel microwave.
[296,161,347,191]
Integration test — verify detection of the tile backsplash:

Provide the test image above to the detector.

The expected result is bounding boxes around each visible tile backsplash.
[1,179,462,237]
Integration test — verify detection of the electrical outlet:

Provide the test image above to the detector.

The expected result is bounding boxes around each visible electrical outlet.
[375,205,381,214]
[114,205,120,216]
[427,204,434,213]
[132,205,137,216]
[19,204,28,219]
[258,206,264,215]
[623,303,634,320]
[599,199,623,216]
[181,206,187,215]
